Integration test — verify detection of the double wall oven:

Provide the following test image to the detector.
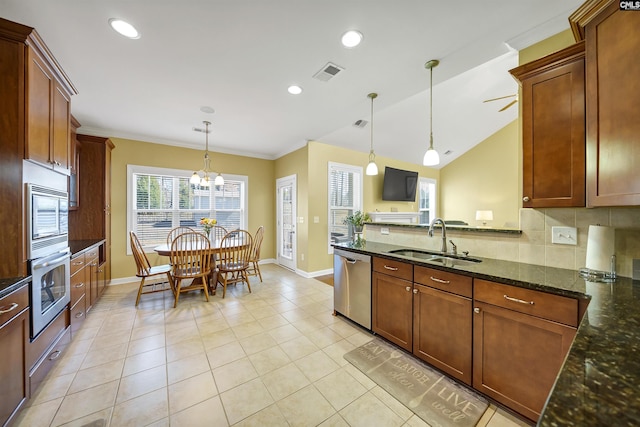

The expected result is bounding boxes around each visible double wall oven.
[26,184,70,339]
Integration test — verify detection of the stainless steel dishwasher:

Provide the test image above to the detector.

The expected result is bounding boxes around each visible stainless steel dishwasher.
[333,248,372,330]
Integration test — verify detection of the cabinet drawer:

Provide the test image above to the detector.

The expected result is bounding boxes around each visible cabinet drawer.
[373,257,413,281]
[69,295,86,338]
[414,266,472,298]
[475,279,578,327]
[0,285,29,328]
[70,267,87,306]
[86,246,99,260]
[70,253,86,276]
[29,326,71,398]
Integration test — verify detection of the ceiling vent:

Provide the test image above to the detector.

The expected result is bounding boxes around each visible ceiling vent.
[313,62,344,82]
[353,119,368,128]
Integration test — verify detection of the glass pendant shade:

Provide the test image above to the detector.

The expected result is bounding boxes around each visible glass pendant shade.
[366,156,378,175]
[365,92,379,175]
[190,172,200,184]
[214,173,224,186]
[423,147,440,166]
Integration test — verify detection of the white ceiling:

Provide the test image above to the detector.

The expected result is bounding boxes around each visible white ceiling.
[1,0,583,168]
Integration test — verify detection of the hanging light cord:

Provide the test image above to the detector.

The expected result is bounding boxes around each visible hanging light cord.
[429,65,434,150]
[368,92,377,161]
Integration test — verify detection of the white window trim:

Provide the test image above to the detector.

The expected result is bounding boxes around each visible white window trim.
[126,164,248,254]
[419,176,437,225]
[327,161,363,254]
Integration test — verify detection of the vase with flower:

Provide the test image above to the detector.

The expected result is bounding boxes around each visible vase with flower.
[343,210,371,243]
[199,217,217,239]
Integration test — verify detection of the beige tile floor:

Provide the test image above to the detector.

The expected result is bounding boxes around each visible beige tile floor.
[14,264,532,427]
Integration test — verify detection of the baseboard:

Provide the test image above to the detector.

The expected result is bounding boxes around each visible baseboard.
[295,268,333,279]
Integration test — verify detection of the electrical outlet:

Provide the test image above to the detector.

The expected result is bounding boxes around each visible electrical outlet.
[313,216,320,223]
[381,227,390,235]
[552,226,577,245]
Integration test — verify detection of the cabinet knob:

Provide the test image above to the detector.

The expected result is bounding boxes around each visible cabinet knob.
[523,196,530,202]
[474,307,481,314]
[413,288,418,294]
[405,286,411,292]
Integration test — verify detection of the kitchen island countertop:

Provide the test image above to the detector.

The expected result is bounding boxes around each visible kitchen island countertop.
[334,240,640,426]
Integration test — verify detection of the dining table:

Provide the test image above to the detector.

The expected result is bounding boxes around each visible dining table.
[153,236,251,293]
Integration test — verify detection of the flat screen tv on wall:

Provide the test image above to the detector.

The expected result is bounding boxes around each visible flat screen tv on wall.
[382,166,418,201]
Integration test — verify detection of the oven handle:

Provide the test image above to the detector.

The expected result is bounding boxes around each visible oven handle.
[33,254,70,270]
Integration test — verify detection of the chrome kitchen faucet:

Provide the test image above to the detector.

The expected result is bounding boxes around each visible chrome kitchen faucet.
[428,218,447,253]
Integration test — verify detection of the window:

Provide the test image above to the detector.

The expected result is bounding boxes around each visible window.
[419,177,437,225]
[127,165,248,251]
[328,162,363,252]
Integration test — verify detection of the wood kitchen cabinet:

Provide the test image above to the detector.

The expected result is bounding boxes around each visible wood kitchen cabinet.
[69,135,114,287]
[571,0,640,206]
[0,18,76,278]
[69,252,87,337]
[510,41,585,208]
[372,257,413,351]
[473,279,578,422]
[413,266,472,385]
[0,282,30,427]
[26,45,75,174]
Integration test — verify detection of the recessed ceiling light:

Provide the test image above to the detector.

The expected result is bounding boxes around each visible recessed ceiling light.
[341,30,363,48]
[108,18,140,39]
[200,106,215,114]
[288,85,303,95]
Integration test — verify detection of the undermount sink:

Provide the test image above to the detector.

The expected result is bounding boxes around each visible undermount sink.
[387,248,482,265]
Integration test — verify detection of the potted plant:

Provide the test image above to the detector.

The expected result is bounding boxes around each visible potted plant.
[343,210,371,237]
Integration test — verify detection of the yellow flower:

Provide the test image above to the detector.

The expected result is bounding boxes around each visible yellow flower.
[199,217,217,234]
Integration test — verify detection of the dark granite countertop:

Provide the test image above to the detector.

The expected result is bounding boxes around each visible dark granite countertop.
[0,275,31,299]
[69,239,105,257]
[334,241,640,426]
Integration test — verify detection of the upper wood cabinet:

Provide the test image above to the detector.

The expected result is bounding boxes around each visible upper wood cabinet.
[24,28,77,174]
[0,17,76,277]
[510,41,586,208]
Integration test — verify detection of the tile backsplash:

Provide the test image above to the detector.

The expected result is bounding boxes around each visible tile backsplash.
[366,207,640,278]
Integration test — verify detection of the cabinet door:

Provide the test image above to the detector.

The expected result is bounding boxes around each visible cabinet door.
[413,284,472,385]
[514,42,585,208]
[51,82,70,170]
[585,2,640,206]
[27,47,53,166]
[372,272,413,351]
[0,309,28,426]
[473,301,576,422]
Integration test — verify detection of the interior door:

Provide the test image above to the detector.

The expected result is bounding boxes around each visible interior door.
[276,175,296,271]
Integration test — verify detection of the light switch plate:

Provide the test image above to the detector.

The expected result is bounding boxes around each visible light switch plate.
[551,226,577,245]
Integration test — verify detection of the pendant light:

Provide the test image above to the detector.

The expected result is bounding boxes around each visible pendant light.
[365,92,379,176]
[423,59,440,166]
[190,121,224,187]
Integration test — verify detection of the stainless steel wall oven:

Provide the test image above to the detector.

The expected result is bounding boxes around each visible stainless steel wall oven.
[29,249,70,338]
[26,183,70,338]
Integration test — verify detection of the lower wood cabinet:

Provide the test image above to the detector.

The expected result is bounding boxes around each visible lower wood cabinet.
[413,266,472,385]
[0,284,29,427]
[473,279,577,422]
[372,257,413,351]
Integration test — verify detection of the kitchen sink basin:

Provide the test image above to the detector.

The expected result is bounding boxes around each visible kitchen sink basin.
[387,248,482,265]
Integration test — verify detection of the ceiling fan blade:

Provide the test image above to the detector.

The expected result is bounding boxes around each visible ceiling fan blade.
[499,99,518,112]
[483,94,517,103]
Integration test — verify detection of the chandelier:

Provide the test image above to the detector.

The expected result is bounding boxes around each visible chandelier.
[190,121,224,187]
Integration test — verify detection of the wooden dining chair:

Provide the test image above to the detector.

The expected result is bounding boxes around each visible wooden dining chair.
[209,225,228,243]
[130,231,175,307]
[247,226,264,282]
[169,231,213,307]
[167,226,195,246]
[215,230,253,298]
